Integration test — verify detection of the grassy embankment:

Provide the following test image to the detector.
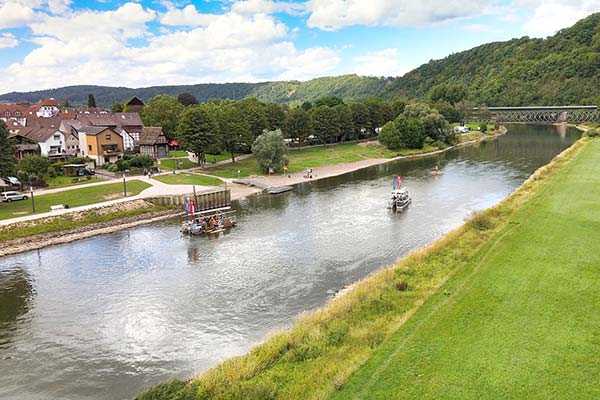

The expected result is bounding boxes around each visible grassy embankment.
[0,201,172,243]
[45,175,102,188]
[0,180,151,220]
[205,142,437,179]
[137,137,599,400]
[153,173,224,187]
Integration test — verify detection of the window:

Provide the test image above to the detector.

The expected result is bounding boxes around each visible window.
[105,134,111,140]
[88,145,92,151]
[53,134,60,140]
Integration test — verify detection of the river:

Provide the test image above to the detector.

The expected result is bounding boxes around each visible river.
[0,125,579,400]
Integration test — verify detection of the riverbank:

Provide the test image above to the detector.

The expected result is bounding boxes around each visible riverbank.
[226,128,506,196]
[137,136,593,400]
[0,201,178,257]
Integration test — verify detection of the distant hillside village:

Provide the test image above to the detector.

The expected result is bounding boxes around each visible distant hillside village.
[0,97,169,167]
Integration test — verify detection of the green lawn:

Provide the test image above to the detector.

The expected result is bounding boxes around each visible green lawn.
[167,150,188,158]
[165,152,230,164]
[206,142,437,179]
[138,139,599,400]
[0,180,151,220]
[333,139,600,399]
[45,175,102,189]
[153,173,223,187]
[159,158,198,170]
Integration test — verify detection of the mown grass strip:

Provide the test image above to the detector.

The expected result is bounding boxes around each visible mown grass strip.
[136,140,591,399]
[153,173,223,187]
[0,180,151,220]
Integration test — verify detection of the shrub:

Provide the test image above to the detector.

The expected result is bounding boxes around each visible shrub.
[586,128,599,137]
[467,211,495,231]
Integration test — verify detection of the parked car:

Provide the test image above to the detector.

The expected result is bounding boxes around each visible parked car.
[1,191,29,202]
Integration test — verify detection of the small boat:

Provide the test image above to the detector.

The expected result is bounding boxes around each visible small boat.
[389,187,412,213]
[430,166,443,176]
[388,176,411,213]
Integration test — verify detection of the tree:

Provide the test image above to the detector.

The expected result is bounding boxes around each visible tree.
[379,115,427,150]
[404,102,452,143]
[349,102,370,138]
[265,103,286,131]
[0,121,16,177]
[252,129,288,173]
[311,106,340,144]
[301,101,313,111]
[430,83,467,105]
[334,104,354,141]
[215,104,252,163]
[238,98,268,139]
[284,108,313,143]
[177,93,198,106]
[111,102,124,112]
[17,155,50,182]
[177,105,218,165]
[87,94,97,108]
[141,95,185,139]
[315,96,344,107]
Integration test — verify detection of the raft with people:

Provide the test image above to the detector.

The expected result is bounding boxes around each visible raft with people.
[180,198,237,236]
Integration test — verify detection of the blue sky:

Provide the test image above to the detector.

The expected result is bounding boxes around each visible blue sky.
[0,0,598,93]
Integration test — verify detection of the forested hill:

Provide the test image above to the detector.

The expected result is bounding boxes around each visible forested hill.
[2,13,600,107]
[0,75,392,107]
[385,12,600,106]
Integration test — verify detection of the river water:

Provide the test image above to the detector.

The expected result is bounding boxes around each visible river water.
[0,125,579,400]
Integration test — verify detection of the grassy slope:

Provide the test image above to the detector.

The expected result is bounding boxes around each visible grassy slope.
[45,175,102,188]
[137,138,597,400]
[205,142,437,179]
[333,139,600,399]
[0,180,150,220]
[153,173,223,187]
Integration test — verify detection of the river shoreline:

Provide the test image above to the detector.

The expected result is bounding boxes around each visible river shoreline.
[137,135,589,400]
[0,128,506,258]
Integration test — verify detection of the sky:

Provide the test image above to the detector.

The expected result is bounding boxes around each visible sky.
[0,0,599,93]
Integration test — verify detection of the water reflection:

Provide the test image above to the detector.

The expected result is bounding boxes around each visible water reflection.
[0,266,35,347]
[0,125,580,400]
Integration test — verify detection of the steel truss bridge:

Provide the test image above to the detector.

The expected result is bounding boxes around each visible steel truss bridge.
[476,106,600,123]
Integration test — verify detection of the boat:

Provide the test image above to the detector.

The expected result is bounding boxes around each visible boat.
[181,197,237,236]
[430,165,443,176]
[388,176,412,213]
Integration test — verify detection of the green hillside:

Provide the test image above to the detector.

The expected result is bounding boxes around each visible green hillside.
[386,13,600,106]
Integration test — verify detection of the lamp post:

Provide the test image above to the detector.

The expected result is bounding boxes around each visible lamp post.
[122,170,129,197]
[30,185,35,213]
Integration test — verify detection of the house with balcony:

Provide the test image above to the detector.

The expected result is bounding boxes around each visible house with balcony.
[78,126,124,166]
[15,124,66,158]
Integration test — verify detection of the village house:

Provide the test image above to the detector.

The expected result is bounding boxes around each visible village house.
[74,113,137,151]
[14,123,66,158]
[125,96,145,113]
[139,127,169,159]
[77,126,124,166]
[8,133,40,160]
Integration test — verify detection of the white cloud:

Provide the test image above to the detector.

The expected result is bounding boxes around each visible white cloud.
[0,4,340,92]
[231,0,306,15]
[306,0,497,30]
[521,1,600,37]
[351,48,411,77]
[0,32,18,48]
[0,1,37,29]
[160,4,218,27]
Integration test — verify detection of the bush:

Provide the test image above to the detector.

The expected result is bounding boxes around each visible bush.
[467,211,495,231]
[480,124,488,133]
[252,129,288,173]
[378,115,427,150]
[586,128,599,137]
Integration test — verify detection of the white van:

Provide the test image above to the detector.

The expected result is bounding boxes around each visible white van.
[1,191,29,202]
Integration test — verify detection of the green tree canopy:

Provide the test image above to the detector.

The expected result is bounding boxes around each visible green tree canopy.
[379,115,427,150]
[238,98,268,139]
[18,155,50,181]
[252,129,288,173]
[87,94,97,108]
[0,121,16,177]
[177,93,199,106]
[214,104,252,162]
[141,95,185,139]
[177,105,218,165]
[311,106,341,144]
[111,102,124,112]
[284,108,313,143]
[315,96,344,107]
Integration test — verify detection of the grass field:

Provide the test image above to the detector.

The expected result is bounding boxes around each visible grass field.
[0,180,151,220]
[332,138,600,400]
[153,173,223,187]
[159,158,198,170]
[137,138,599,400]
[205,142,437,178]
[45,175,102,188]
[165,152,230,164]
[0,202,170,242]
